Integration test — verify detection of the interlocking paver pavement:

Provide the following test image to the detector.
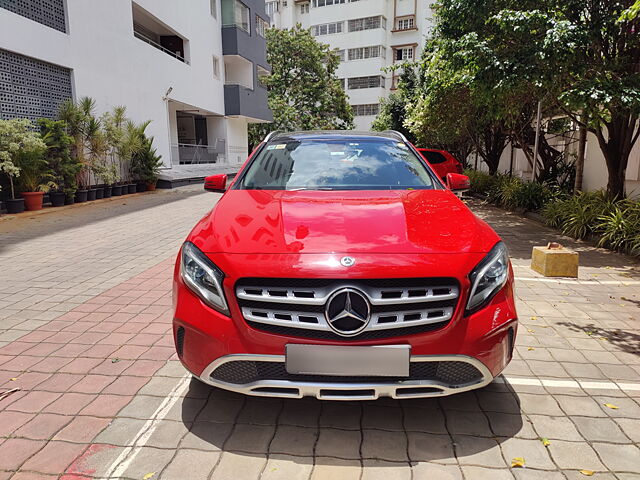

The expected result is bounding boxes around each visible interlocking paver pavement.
[1,191,639,479]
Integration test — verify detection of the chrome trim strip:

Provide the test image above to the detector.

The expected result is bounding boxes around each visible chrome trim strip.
[198,353,494,401]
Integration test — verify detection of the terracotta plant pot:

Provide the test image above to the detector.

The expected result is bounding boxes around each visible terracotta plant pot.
[22,192,45,211]
[5,198,25,214]
[146,182,157,191]
[49,192,66,207]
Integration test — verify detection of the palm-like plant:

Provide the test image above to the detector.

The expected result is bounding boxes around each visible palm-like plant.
[58,96,97,189]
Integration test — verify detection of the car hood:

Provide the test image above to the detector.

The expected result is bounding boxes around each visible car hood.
[189,189,499,254]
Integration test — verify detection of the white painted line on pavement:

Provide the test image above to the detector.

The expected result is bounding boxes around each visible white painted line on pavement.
[514,276,640,286]
[501,376,640,392]
[104,374,191,479]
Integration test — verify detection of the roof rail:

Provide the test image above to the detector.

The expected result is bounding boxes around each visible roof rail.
[264,131,281,143]
[381,130,409,143]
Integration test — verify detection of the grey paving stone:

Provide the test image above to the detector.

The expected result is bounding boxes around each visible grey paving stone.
[270,425,317,456]
[593,396,640,419]
[592,443,640,472]
[445,410,493,436]
[571,416,632,443]
[121,446,174,479]
[223,423,275,454]
[319,403,361,430]
[197,398,244,423]
[402,406,447,434]
[517,393,564,416]
[362,405,403,431]
[485,412,537,439]
[116,395,165,420]
[180,422,233,451]
[311,457,361,480]
[615,418,640,443]
[512,470,565,480]
[547,440,606,471]
[529,414,583,441]
[460,466,515,480]
[94,417,147,446]
[452,435,506,468]
[554,395,605,417]
[361,429,408,462]
[361,460,411,480]
[237,398,282,426]
[279,399,321,428]
[406,432,455,464]
[498,437,556,470]
[210,452,266,480]
[145,420,190,449]
[476,391,521,414]
[315,428,361,460]
[160,449,220,480]
[411,463,462,480]
[261,454,313,480]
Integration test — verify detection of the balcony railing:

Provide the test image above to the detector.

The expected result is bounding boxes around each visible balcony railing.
[171,141,226,165]
[134,31,189,64]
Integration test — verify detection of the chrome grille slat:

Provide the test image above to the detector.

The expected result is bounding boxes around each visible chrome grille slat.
[236,278,460,339]
[237,284,459,305]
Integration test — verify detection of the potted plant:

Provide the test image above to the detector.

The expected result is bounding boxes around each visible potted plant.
[130,133,163,191]
[38,119,79,208]
[16,148,57,211]
[0,118,47,213]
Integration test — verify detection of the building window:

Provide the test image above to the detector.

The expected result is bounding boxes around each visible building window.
[311,21,343,36]
[210,0,218,18]
[348,75,385,89]
[352,104,380,116]
[312,0,345,6]
[256,15,268,36]
[213,56,220,78]
[265,1,278,19]
[348,16,386,32]
[222,0,250,33]
[0,0,67,33]
[394,46,414,61]
[300,2,310,13]
[348,45,385,60]
[395,16,415,30]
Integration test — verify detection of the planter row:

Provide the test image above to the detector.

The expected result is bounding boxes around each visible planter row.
[4,181,157,214]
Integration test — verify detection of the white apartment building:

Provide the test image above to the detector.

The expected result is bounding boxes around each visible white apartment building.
[266,0,433,130]
[0,0,272,181]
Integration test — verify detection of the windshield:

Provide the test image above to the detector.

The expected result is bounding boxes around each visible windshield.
[236,138,439,191]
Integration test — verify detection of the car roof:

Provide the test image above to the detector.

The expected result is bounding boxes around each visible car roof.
[265,130,408,143]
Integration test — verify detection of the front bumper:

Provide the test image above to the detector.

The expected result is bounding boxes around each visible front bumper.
[195,353,495,400]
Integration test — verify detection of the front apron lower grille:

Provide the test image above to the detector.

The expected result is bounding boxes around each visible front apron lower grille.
[209,360,484,386]
[235,277,460,340]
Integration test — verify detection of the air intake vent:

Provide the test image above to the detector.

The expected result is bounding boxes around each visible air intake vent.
[175,326,185,358]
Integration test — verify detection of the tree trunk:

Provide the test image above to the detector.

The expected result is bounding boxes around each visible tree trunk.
[574,123,587,192]
[593,112,639,199]
[477,125,507,175]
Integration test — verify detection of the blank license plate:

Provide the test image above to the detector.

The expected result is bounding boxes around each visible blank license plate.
[285,344,410,377]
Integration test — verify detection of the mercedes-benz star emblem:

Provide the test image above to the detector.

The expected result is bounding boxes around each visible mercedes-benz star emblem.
[325,288,371,337]
[340,256,356,267]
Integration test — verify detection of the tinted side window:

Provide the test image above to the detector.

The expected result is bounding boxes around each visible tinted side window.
[421,151,447,164]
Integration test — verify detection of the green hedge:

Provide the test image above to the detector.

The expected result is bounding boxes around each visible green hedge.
[464,169,640,256]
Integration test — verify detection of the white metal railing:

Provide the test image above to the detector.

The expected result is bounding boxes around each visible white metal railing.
[171,140,226,165]
[134,31,189,64]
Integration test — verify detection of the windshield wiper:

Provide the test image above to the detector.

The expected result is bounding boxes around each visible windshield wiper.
[288,187,335,191]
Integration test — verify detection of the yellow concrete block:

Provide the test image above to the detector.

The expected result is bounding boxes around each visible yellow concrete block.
[531,245,579,277]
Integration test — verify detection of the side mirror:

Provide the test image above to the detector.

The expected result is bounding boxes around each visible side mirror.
[446,173,470,192]
[204,174,227,193]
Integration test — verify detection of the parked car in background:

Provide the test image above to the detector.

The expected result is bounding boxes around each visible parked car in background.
[417,148,463,181]
[173,130,517,401]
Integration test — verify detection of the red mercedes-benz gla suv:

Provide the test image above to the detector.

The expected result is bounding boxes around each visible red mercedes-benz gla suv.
[173,131,517,400]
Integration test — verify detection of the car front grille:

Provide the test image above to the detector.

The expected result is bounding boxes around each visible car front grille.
[235,278,460,340]
[209,360,483,386]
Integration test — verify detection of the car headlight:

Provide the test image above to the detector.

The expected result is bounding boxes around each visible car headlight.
[180,242,229,315]
[466,242,509,314]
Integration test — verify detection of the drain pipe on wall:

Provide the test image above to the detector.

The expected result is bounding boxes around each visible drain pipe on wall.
[162,86,174,170]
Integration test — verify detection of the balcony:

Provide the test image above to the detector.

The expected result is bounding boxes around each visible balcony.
[132,2,189,64]
[171,142,226,165]
[224,84,273,122]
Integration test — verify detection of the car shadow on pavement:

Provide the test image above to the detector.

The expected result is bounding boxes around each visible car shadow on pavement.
[180,377,524,465]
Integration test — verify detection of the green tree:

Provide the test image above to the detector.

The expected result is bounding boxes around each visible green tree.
[249,25,354,147]
[38,118,81,197]
[431,0,640,197]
